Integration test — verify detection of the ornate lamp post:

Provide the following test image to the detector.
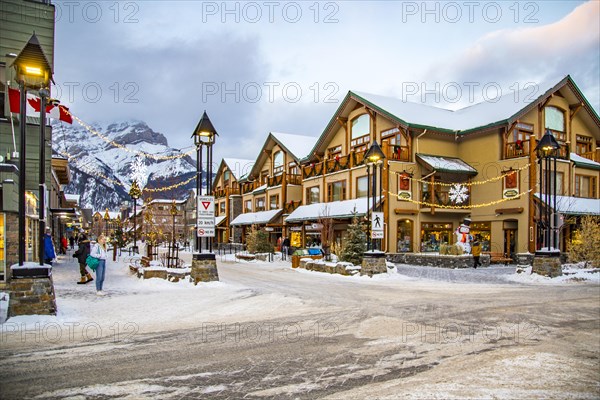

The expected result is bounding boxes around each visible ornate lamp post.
[170,200,178,247]
[364,141,386,251]
[128,180,142,254]
[11,34,52,266]
[191,111,218,253]
[103,209,110,237]
[535,128,561,255]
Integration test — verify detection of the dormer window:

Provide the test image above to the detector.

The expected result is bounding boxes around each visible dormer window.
[351,114,371,151]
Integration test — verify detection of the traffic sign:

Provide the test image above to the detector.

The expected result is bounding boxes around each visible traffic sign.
[197,196,215,237]
[371,212,384,239]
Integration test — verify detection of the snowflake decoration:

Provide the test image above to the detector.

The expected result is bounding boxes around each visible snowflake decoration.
[130,155,148,189]
[449,183,469,204]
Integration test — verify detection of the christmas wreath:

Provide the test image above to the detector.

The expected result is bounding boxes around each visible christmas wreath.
[515,140,523,151]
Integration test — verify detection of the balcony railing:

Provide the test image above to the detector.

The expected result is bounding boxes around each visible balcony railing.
[268,174,283,187]
[284,200,302,214]
[287,174,302,185]
[505,139,569,160]
[578,149,600,163]
[382,143,410,162]
[301,150,369,180]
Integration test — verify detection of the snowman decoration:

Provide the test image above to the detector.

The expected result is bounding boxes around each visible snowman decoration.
[454,217,472,254]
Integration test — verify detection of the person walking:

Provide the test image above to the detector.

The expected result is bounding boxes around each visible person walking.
[91,235,108,296]
[69,235,75,250]
[472,239,482,269]
[282,236,290,261]
[60,236,68,255]
[43,228,56,265]
[73,233,93,284]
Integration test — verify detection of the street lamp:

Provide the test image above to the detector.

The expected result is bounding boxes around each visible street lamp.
[170,200,178,247]
[535,128,561,255]
[11,33,52,266]
[364,141,386,251]
[103,209,110,237]
[128,179,142,254]
[191,111,218,253]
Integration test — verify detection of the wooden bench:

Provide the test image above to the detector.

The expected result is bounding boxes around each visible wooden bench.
[484,252,513,265]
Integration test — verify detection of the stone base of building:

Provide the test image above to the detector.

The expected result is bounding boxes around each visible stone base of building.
[532,253,562,278]
[8,276,57,317]
[191,253,219,284]
[361,252,387,277]
[387,253,490,268]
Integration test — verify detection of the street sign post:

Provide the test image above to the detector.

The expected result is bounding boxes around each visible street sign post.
[197,196,215,237]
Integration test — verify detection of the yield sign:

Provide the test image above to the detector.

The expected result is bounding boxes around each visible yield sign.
[202,201,211,210]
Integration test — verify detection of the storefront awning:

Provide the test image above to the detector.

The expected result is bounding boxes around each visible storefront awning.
[534,193,600,215]
[416,154,478,176]
[570,153,600,171]
[50,208,78,217]
[230,209,282,226]
[285,198,377,223]
[215,216,226,226]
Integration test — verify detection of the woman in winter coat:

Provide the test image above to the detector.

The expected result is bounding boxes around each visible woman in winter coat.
[91,235,108,296]
[43,228,56,265]
[73,234,92,284]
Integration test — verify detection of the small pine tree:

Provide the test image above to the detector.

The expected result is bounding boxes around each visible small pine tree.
[340,215,367,265]
[246,225,274,254]
[568,216,600,267]
[114,224,127,248]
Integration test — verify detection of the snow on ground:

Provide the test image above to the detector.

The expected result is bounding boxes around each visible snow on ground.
[2,247,597,345]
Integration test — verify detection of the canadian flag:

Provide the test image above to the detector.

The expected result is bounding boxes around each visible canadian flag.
[8,87,73,124]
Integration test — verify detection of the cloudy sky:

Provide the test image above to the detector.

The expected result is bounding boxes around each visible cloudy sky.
[52,0,600,162]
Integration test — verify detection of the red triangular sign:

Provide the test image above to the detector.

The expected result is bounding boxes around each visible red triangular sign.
[202,201,211,210]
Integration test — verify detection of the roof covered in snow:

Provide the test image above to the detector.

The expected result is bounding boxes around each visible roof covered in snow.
[271,132,318,161]
[285,198,374,223]
[352,78,562,133]
[416,154,478,175]
[223,158,255,180]
[535,193,600,215]
[215,216,226,226]
[64,194,80,203]
[230,209,283,226]
[570,153,600,170]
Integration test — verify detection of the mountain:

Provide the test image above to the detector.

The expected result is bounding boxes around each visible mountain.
[53,120,211,211]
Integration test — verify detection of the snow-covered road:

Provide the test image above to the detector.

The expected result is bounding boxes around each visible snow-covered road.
[1,252,598,399]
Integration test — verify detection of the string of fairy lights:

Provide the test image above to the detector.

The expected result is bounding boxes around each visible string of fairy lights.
[57,148,196,193]
[67,111,195,161]
[386,187,536,209]
[391,162,531,187]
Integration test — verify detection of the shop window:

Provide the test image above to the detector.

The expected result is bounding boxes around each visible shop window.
[575,175,597,198]
[420,222,453,252]
[470,222,491,252]
[306,186,320,205]
[356,176,368,198]
[327,181,346,202]
[396,219,413,252]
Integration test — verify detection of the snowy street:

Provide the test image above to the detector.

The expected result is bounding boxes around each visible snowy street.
[1,252,599,399]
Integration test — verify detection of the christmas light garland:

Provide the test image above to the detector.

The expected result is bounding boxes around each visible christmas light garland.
[65,110,196,161]
[387,187,535,209]
[58,149,197,193]
[392,162,531,187]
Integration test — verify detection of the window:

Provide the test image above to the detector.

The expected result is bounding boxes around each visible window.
[260,171,268,184]
[550,171,564,196]
[420,222,453,252]
[327,181,346,202]
[219,202,226,215]
[306,186,320,205]
[576,135,593,155]
[575,175,597,198]
[244,200,252,213]
[351,114,370,139]
[273,151,284,175]
[397,220,413,252]
[269,194,279,210]
[511,122,533,142]
[545,106,566,141]
[224,170,231,184]
[356,176,368,198]
[382,131,409,161]
[470,222,491,252]
[255,197,266,211]
[328,145,342,159]
[288,162,299,176]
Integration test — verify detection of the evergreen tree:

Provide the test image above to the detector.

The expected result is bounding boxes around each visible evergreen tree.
[246,225,274,254]
[340,214,367,265]
[568,216,600,267]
